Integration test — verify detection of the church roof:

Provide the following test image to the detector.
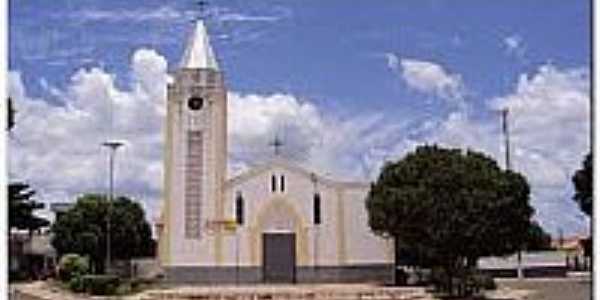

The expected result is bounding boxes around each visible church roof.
[180,20,219,70]
[226,158,370,190]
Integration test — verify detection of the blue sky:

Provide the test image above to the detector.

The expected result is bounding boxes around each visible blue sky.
[8,1,591,236]
[10,1,590,111]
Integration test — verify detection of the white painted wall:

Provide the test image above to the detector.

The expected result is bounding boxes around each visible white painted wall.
[343,187,393,264]
[164,70,226,266]
[219,161,392,267]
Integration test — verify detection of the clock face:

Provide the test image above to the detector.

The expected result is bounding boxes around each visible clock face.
[188,97,204,111]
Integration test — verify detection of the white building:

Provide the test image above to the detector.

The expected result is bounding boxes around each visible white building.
[157,20,393,283]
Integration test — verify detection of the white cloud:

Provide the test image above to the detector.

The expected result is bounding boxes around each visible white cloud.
[227,93,411,181]
[211,6,291,24]
[9,49,169,222]
[217,13,282,23]
[490,65,590,171]
[9,48,406,224]
[381,55,589,235]
[227,92,324,169]
[9,46,589,236]
[491,65,590,234]
[385,54,465,103]
[401,58,465,101]
[71,5,291,25]
[504,34,526,58]
[73,6,191,23]
[420,64,590,235]
[384,52,399,70]
[504,35,521,51]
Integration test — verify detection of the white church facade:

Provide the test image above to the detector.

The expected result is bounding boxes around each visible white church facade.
[157,20,394,283]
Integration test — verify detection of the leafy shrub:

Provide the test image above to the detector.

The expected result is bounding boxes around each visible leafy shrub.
[115,282,132,295]
[82,274,120,295]
[429,267,447,291]
[129,278,145,291]
[127,277,156,293]
[471,272,496,290]
[58,254,89,282]
[68,276,86,293]
[9,270,30,282]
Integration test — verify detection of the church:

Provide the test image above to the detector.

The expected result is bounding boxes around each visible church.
[156,20,394,284]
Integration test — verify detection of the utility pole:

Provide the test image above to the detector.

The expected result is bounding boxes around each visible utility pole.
[499,108,522,279]
[501,108,511,170]
[102,141,124,273]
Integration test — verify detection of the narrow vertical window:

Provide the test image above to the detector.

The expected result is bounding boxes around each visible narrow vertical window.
[235,192,244,225]
[271,175,277,192]
[280,175,285,192]
[314,193,321,225]
[185,130,203,239]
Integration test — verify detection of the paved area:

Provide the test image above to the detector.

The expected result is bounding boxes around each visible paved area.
[135,284,431,300]
[11,282,433,300]
[496,278,591,300]
[10,281,87,300]
[10,277,592,300]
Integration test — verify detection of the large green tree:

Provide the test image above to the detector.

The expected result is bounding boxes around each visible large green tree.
[572,152,592,216]
[51,194,155,273]
[366,145,533,296]
[9,182,49,234]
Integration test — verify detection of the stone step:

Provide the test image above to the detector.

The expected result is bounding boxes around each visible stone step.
[138,291,430,300]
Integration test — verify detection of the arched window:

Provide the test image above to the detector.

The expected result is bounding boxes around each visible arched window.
[313,193,321,225]
[271,175,277,192]
[235,192,244,225]
[280,175,285,192]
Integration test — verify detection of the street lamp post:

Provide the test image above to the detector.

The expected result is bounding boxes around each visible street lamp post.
[102,140,124,274]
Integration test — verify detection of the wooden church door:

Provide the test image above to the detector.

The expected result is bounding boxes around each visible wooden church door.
[263,232,296,283]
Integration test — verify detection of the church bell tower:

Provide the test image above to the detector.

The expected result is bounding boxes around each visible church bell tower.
[161,20,227,264]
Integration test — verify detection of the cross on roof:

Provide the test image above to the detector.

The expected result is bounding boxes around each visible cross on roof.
[196,1,208,19]
[269,135,284,156]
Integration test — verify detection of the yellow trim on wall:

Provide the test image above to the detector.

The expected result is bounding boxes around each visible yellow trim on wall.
[385,238,394,262]
[214,189,225,265]
[336,188,347,265]
[161,94,175,265]
[249,225,257,265]
[248,197,310,266]
[211,85,228,266]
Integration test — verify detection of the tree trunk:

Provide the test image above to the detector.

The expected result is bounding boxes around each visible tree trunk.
[467,256,477,268]
[393,236,406,286]
[94,257,104,274]
[445,265,453,296]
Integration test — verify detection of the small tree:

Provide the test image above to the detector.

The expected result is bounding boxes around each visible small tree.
[9,182,49,234]
[366,145,533,297]
[524,222,552,251]
[572,152,592,216]
[51,194,155,274]
[58,253,90,282]
[572,152,592,258]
